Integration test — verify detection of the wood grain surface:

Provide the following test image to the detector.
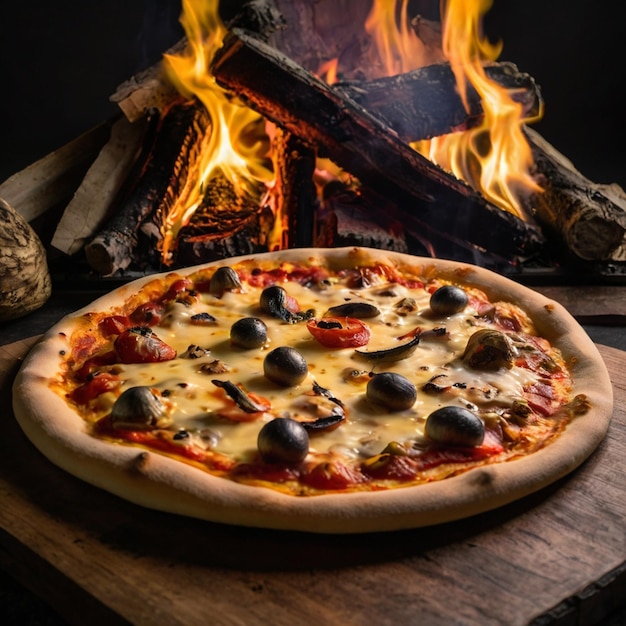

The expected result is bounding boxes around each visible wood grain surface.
[1,338,624,626]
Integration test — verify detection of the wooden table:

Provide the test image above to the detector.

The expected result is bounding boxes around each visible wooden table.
[0,333,625,626]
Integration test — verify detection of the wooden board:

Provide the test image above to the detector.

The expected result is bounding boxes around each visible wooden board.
[1,338,625,626]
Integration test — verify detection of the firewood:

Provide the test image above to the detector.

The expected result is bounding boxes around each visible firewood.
[525,128,626,262]
[271,127,317,248]
[334,61,542,143]
[315,185,408,252]
[0,122,112,225]
[51,116,151,256]
[175,171,273,266]
[317,59,624,262]
[110,40,186,123]
[84,100,210,276]
[210,27,542,261]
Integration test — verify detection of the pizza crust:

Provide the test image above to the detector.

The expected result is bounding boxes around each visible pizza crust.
[12,247,613,533]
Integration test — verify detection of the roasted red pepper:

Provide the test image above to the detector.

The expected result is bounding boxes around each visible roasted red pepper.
[306,317,371,348]
[114,327,177,363]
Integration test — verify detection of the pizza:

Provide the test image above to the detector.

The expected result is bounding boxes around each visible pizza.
[12,247,613,533]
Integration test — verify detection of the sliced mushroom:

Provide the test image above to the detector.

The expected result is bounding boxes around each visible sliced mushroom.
[110,386,171,430]
[462,329,515,370]
[209,267,242,297]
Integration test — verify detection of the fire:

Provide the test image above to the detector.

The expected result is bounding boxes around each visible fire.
[411,0,543,219]
[161,0,542,264]
[160,0,273,263]
[364,0,428,76]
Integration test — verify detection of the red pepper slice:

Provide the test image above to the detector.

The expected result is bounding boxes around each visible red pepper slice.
[130,301,166,326]
[69,372,121,405]
[114,327,177,363]
[306,317,371,348]
[98,315,132,337]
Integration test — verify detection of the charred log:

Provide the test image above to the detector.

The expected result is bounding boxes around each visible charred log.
[84,99,209,276]
[315,184,408,252]
[175,171,273,266]
[334,62,542,143]
[211,27,542,261]
[271,128,317,248]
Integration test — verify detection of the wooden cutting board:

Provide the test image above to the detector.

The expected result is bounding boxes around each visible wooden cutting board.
[1,338,625,626]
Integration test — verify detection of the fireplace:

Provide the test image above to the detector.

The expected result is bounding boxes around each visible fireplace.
[1,0,625,287]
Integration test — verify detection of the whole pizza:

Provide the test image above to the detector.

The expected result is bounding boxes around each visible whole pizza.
[12,247,613,533]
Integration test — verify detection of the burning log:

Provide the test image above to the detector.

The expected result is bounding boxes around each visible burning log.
[333,61,542,143]
[337,67,626,262]
[84,100,210,276]
[175,171,273,266]
[316,184,408,252]
[210,27,541,261]
[271,127,317,248]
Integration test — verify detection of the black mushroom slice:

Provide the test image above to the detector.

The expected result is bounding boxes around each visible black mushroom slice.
[211,379,269,413]
[462,328,515,370]
[325,302,380,319]
[355,333,421,363]
[430,285,469,316]
[263,346,309,387]
[190,312,217,325]
[424,406,485,447]
[110,386,169,430]
[230,317,268,349]
[257,417,310,464]
[366,372,417,411]
[209,266,242,297]
[260,285,314,324]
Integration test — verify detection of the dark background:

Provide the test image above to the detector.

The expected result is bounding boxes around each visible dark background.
[0,0,625,189]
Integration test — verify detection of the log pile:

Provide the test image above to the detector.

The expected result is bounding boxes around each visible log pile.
[3,0,625,281]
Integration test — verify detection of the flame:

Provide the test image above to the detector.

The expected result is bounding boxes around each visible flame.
[160,0,273,263]
[411,0,543,219]
[160,0,542,264]
[364,0,427,75]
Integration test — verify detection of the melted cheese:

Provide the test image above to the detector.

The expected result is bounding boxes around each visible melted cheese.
[107,280,541,462]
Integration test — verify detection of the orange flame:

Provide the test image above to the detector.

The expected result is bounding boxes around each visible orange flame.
[412,0,543,219]
[364,0,427,75]
[162,0,542,263]
[160,0,273,263]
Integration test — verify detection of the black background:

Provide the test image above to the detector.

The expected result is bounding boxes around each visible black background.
[0,0,625,189]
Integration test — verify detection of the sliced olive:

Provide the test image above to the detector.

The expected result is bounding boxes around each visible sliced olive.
[462,328,514,370]
[424,406,485,447]
[355,333,420,363]
[110,386,169,430]
[257,417,310,464]
[430,285,469,315]
[263,346,308,386]
[325,302,380,319]
[209,267,242,297]
[230,317,268,349]
[366,372,417,411]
